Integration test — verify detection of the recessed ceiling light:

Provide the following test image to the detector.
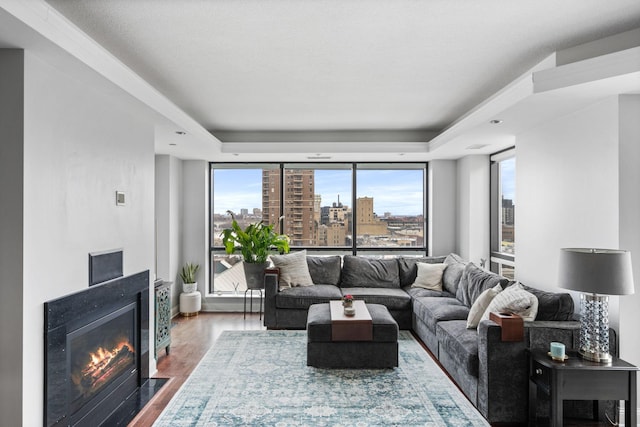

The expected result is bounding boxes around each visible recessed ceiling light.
[175,131,186,135]
[466,144,489,150]
[489,119,503,125]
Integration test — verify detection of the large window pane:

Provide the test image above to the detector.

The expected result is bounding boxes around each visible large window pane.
[212,167,280,294]
[355,168,424,248]
[490,150,515,279]
[283,167,352,247]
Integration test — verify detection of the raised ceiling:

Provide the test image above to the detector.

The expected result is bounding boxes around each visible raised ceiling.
[14,1,640,159]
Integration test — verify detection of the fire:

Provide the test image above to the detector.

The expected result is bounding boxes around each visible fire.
[86,340,133,371]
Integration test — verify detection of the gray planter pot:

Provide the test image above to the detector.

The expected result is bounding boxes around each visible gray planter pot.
[243,262,269,289]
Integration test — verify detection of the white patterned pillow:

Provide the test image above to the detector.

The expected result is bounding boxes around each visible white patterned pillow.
[466,284,502,329]
[481,282,538,322]
[411,262,448,291]
[270,250,314,290]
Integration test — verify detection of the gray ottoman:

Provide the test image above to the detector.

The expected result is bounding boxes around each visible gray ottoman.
[306,303,399,368]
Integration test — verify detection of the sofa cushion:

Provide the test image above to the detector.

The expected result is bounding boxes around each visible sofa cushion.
[339,287,411,310]
[340,256,400,288]
[404,286,454,299]
[442,253,467,295]
[275,284,343,309]
[270,250,314,289]
[519,283,574,321]
[411,262,448,291]
[481,282,538,322]
[307,255,342,286]
[436,320,480,378]
[398,256,447,287]
[456,262,509,307]
[412,297,470,333]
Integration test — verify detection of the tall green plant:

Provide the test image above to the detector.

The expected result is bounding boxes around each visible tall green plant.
[221,211,290,263]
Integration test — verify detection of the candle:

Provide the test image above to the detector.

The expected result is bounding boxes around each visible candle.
[550,342,565,360]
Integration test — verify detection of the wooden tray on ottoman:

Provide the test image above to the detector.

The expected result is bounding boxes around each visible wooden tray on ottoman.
[329,300,373,341]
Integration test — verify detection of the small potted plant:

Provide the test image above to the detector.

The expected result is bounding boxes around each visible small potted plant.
[221,211,290,289]
[342,294,356,316]
[180,262,200,293]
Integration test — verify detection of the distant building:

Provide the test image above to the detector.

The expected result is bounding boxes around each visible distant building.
[356,197,388,236]
[263,169,316,246]
[502,197,515,226]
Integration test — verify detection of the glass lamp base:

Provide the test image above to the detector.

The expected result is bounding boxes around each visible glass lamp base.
[578,293,612,364]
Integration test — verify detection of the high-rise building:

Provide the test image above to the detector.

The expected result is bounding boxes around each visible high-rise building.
[263,169,316,246]
[357,196,388,236]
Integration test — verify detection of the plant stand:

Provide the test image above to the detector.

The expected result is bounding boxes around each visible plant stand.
[244,288,263,320]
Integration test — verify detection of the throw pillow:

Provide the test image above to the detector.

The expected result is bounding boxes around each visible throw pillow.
[442,253,466,295]
[270,250,314,290]
[456,262,509,307]
[481,282,539,322]
[411,262,448,291]
[466,284,502,328]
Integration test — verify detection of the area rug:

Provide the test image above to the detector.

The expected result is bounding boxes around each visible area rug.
[153,330,490,426]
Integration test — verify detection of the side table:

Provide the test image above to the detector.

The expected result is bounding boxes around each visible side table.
[529,349,637,427]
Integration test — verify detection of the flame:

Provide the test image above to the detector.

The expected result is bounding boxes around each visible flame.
[86,340,133,368]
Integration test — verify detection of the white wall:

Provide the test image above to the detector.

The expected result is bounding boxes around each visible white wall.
[516,97,620,291]
[0,49,24,427]
[456,155,490,265]
[429,160,457,256]
[516,95,640,407]
[155,154,184,314]
[618,95,640,400]
[181,160,209,296]
[11,51,156,426]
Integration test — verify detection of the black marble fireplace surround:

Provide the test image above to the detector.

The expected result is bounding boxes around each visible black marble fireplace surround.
[44,271,150,427]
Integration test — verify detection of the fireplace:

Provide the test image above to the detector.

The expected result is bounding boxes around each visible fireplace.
[44,271,150,427]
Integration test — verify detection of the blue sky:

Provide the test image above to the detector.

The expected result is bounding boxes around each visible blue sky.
[501,158,516,202]
[213,164,515,215]
[213,168,425,216]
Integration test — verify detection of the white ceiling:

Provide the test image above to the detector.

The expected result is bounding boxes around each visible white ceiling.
[5,1,640,160]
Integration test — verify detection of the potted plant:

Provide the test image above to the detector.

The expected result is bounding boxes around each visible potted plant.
[180,262,200,293]
[221,211,290,289]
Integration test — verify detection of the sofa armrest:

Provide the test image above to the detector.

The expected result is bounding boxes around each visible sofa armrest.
[264,270,280,329]
[476,319,581,424]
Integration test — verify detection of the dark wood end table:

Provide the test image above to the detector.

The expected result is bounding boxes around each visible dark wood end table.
[528,349,637,427]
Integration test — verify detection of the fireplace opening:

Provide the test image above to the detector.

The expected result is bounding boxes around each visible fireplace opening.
[68,303,137,419]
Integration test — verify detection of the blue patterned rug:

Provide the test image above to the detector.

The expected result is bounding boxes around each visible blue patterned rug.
[153,330,489,426]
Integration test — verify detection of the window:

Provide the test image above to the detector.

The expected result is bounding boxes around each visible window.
[210,163,427,294]
[490,149,515,279]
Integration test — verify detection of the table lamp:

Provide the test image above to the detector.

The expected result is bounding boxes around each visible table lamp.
[558,248,635,363]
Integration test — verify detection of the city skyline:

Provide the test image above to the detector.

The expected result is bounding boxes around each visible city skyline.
[213,168,425,216]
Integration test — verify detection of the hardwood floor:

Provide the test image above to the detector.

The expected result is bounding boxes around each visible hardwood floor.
[129,312,616,427]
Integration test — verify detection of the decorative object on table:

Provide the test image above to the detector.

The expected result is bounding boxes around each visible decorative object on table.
[558,248,635,363]
[179,262,200,293]
[342,294,356,316]
[549,342,566,361]
[221,210,290,289]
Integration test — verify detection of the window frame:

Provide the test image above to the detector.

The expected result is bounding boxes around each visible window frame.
[490,148,516,279]
[210,162,429,294]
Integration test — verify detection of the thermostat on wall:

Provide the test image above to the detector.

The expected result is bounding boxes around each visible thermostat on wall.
[116,191,125,206]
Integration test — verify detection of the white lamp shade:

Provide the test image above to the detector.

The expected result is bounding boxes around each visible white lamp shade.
[558,248,635,295]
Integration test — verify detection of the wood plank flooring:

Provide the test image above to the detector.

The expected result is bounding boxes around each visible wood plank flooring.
[128,312,615,427]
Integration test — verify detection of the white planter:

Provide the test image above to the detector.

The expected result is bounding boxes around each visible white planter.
[183,282,197,293]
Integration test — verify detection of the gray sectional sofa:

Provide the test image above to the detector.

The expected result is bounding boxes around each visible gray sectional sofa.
[264,253,613,424]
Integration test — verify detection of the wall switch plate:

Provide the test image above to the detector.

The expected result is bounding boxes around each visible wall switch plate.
[116,191,126,206]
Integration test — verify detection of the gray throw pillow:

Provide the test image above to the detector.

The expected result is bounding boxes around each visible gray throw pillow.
[307,256,342,285]
[442,253,466,295]
[340,255,400,288]
[456,262,509,307]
